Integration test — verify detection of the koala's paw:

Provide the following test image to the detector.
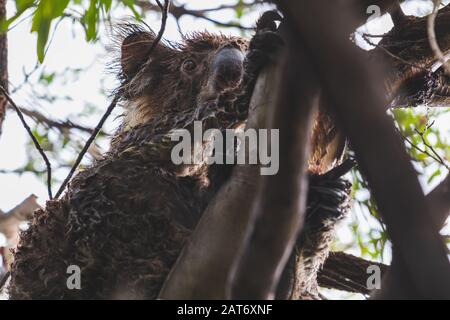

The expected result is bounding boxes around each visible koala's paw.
[307,159,355,223]
[255,10,283,32]
[229,11,284,122]
[245,11,284,76]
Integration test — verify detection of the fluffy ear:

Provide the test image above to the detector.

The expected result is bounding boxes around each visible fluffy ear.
[120,27,169,79]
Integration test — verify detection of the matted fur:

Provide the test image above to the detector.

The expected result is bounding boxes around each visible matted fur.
[8,25,250,300]
[8,17,351,300]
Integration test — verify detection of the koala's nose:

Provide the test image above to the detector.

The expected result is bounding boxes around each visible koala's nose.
[212,47,244,91]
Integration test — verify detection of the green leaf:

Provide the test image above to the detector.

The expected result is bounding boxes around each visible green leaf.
[16,0,36,12]
[85,0,99,41]
[235,0,246,19]
[35,17,51,63]
[0,0,36,32]
[100,0,113,12]
[31,0,70,62]
[427,169,441,184]
[122,0,142,20]
[39,71,56,84]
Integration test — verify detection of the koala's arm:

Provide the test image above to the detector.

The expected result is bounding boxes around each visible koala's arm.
[277,160,354,300]
[216,11,284,124]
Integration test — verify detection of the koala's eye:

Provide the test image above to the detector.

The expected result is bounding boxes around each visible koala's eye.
[182,59,197,72]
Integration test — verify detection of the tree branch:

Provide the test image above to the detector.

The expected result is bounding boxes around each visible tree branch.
[159,60,277,300]
[0,195,40,239]
[373,4,450,107]
[230,29,318,299]
[317,171,449,296]
[54,95,119,199]
[390,1,407,26]
[18,107,95,134]
[427,173,450,229]
[55,0,171,200]
[350,0,398,28]
[0,86,53,199]
[135,0,258,30]
[318,252,388,295]
[428,0,450,76]
[0,195,41,273]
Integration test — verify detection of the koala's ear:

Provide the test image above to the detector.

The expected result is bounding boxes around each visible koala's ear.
[121,30,169,79]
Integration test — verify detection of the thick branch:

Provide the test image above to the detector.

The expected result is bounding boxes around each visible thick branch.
[230,30,318,299]
[317,172,449,295]
[427,173,450,229]
[159,61,277,300]
[0,195,40,272]
[0,195,40,240]
[318,252,388,295]
[373,4,450,107]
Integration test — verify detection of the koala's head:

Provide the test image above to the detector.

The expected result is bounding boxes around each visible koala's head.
[115,25,248,130]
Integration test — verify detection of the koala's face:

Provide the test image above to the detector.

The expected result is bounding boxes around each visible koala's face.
[118,25,248,128]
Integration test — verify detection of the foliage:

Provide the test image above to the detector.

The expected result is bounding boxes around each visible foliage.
[2,0,143,62]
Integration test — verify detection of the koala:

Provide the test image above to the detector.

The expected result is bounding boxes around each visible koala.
[8,16,264,300]
[8,12,351,300]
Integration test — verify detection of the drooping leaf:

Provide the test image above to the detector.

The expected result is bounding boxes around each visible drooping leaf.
[31,0,70,62]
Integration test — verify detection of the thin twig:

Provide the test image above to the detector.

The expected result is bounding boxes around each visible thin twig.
[54,95,119,199]
[194,15,252,30]
[145,0,170,58]
[19,106,95,134]
[361,33,428,71]
[414,127,450,170]
[399,129,450,170]
[0,85,53,199]
[135,0,254,30]
[54,1,172,199]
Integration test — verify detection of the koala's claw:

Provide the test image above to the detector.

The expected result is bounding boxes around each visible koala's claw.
[250,30,284,52]
[256,10,283,32]
[245,10,284,76]
[246,30,284,76]
[307,165,353,222]
[230,11,284,122]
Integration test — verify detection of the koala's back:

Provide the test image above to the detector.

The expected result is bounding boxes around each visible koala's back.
[9,154,210,299]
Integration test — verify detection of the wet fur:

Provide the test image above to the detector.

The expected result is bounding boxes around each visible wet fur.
[9,25,249,300]
[9,18,351,300]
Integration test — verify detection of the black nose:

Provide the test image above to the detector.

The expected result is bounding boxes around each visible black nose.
[212,47,244,91]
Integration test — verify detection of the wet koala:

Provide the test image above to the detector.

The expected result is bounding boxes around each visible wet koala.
[8,14,272,299]
[8,12,351,300]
